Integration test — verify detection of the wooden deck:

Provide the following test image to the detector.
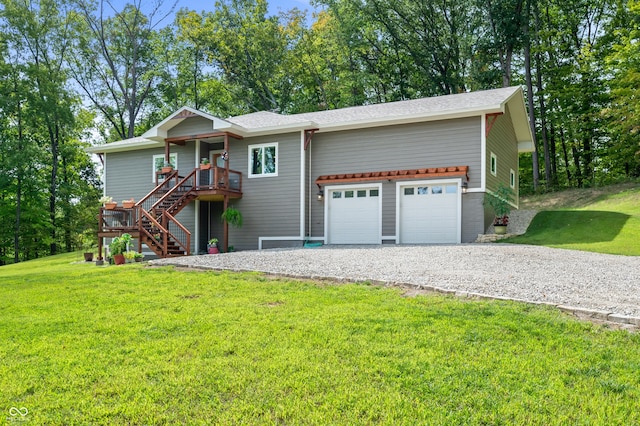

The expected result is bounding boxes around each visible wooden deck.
[98,167,242,259]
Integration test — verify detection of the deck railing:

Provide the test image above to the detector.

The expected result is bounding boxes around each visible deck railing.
[100,206,138,231]
[196,166,242,192]
[99,167,240,258]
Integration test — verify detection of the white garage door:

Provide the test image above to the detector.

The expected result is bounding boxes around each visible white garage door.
[399,182,460,244]
[327,186,381,244]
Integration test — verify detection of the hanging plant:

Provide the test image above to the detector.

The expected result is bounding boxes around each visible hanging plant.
[221,207,243,228]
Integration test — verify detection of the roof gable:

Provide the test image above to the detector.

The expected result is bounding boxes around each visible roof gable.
[142,106,239,141]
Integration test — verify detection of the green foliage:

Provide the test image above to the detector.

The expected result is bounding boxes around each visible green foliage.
[485,183,515,218]
[1,254,640,423]
[108,233,132,256]
[221,206,243,228]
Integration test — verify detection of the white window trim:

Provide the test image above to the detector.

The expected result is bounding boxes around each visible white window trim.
[248,142,278,178]
[152,153,177,183]
[510,169,516,188]
[490,152,497,177]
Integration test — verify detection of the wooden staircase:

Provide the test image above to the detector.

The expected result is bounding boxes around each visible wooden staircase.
[136,169,198,258]
[98,165,243,260]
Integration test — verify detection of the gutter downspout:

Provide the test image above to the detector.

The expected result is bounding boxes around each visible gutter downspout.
[258,130,320,250]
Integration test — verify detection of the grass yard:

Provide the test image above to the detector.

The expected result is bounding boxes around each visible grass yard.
[511,183,640,255]
[1,253,640,424]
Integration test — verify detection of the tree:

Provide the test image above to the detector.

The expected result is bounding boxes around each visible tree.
[70,0,176,140]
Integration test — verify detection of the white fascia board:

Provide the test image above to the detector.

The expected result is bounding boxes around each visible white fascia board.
[242,121,317,137]
[518,141,535,153]
[85,138,162,154]
[314,107,503,134]
[141,106,244,141]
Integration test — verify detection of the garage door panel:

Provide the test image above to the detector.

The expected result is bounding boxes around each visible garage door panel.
[328,187,380,244]
[399,183,459,244]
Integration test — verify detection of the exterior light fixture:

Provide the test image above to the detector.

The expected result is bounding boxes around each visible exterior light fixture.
[317,185,324,201]
[461,181,468,193]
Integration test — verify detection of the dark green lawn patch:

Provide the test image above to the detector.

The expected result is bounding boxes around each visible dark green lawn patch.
[512,185,640,255]
[1,253,640,424]
[509,210,629,244]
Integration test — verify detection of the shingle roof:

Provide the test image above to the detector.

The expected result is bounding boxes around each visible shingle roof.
[227,86,521,130]
[227,111,311,129]
[296,86,520,126]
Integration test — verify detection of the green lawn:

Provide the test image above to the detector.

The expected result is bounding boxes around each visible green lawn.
[510,185,640,255]
[1,253,640,424]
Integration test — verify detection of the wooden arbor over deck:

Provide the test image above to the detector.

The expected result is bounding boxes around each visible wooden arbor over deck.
[97,130,243,260]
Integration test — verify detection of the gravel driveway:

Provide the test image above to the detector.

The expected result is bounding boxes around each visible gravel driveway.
[151,244,640,320]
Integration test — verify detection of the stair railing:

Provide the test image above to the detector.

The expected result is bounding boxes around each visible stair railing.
[162,211,191,256]
[137,170,180,215]
[150,169,197,213]
[139,208,169,257]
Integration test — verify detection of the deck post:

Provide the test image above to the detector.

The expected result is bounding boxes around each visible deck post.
[223,195,229,253]
[97,209,103,261]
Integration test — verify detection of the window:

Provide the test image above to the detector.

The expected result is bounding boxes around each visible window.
[345,190,354,198]
[404,187,414,196]
[445,185,457,194]
[417,186,429,195]
[152,153,177,182]
[510,169,516,189]
[432,186,443,194]
[490,152,497,176]
[248,143,278,177]
[357,190,367,198]
[370,189,379,197]
[332,191,342,199]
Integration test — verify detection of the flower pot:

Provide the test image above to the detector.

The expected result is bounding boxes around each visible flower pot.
[122,201,135,209]
[95,259,104,266]
[83,252,94,262]
[200,163,211,170]
[104,202,117,210]
[113,254,126,265]
[208,246,219,254]
[494,225,508,235]
[161,167,173,173]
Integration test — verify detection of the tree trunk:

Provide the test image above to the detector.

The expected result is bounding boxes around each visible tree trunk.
[524,0,539,190]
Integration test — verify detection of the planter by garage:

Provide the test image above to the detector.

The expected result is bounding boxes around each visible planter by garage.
[494,225,508,235]
[83,252,94,262]
[113,254,126,265]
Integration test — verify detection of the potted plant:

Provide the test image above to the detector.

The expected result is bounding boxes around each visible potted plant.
[162,161,174,173]
[79,230,95,262]
[122,198,135,209]
[200,158,211,170]
[207,238,219,254]
[123,250,137,263]
[134,252,144,262]
[485,183,514,235]
[109,233,132,265]
[100,195,116,210]
[221,207,243,228]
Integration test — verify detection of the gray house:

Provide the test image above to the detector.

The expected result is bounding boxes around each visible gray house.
[88,86,533,258]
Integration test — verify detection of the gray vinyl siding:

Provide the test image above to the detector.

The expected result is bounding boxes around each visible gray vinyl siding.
[222,132,301,250]
[104,143,198,252]
[486,105,519,204]
[461,192,486,242]
[167,116,215,138]
[309,117,481,240]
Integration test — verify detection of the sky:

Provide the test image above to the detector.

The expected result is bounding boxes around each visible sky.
[106,0,318,24]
